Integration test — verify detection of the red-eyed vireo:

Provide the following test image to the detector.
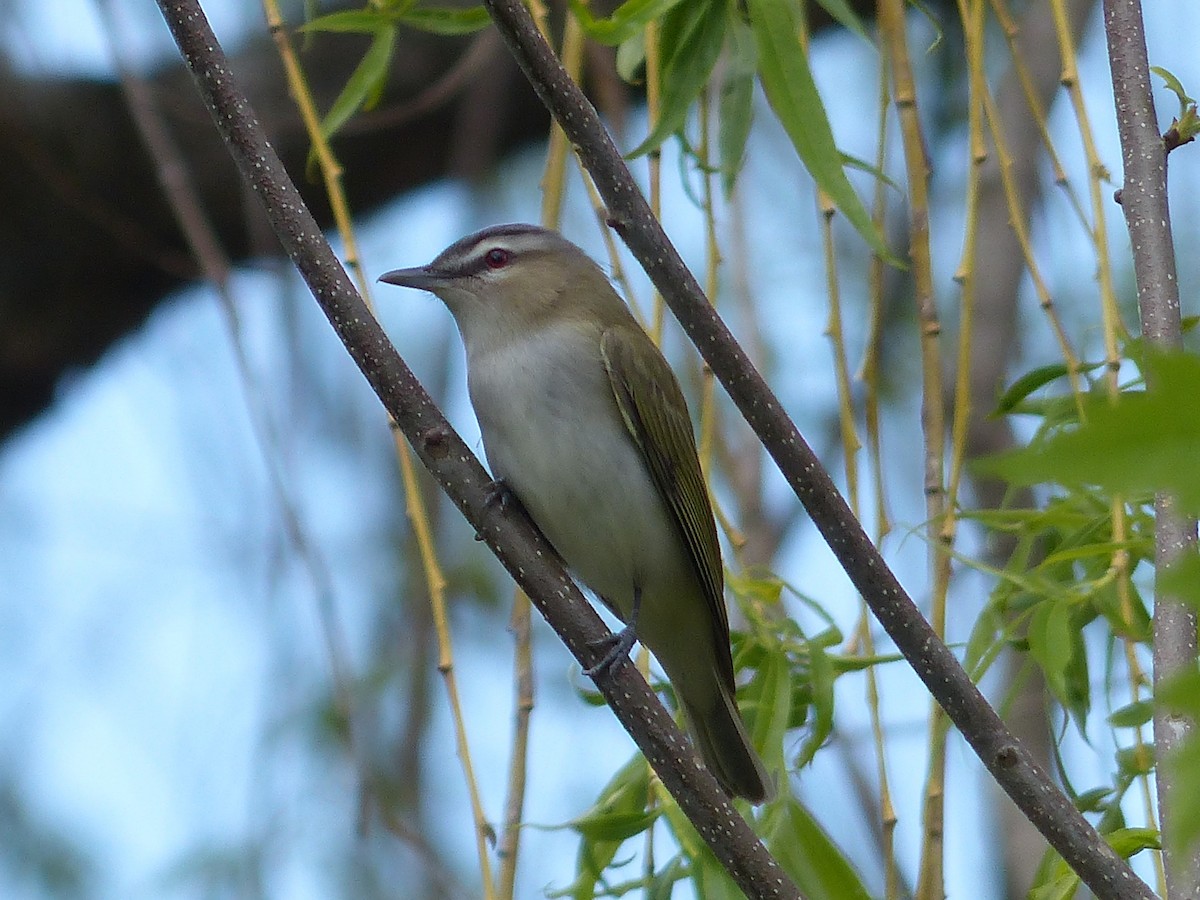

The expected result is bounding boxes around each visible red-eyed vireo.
[380,224,771,803]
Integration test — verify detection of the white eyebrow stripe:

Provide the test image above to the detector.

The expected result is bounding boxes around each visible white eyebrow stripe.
[431,224,558,274]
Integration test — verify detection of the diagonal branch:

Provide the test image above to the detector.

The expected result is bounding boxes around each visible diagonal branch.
[479,0,1155,895]
[151,1,798,897]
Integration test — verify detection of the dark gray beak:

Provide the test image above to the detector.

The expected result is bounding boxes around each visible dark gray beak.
[378,266,444,290]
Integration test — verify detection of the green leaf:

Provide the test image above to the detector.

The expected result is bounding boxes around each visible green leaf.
[1165,737,1200,856]
[569,809,659,842]
[793,636,834,769]
[616,32,647,82]
[568,0,687,46]
[553,755,651,900]
[993,362,1102,416]
[1107,700,1153,729]
[627,0,730,158]
[1074,786,1113,813]
[401,5,491,35]
[747,641,794,779]
[302,9,396,33]
[1026,598,1073,709]
[1116,744,1155,778]
[1029,872,1081,900]
[1157,670,1200,720]
[318,25,396,141]
[1151,66,1195,116]
[1105,827,1160,858]
[688,851,744,900]
[1157,549,1200,612]
[745,0,898,264]
[813,0,869,41]
[718,21,757,195]
[764,798,871,900]
[983,350,1200,514]
[301,5,489,36]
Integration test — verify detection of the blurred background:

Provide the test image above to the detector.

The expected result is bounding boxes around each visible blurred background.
[1,0,1198,897]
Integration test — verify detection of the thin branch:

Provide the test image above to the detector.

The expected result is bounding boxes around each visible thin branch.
[151,2,798,897]
[1103,2,1200,896]
[478,0,1156,895]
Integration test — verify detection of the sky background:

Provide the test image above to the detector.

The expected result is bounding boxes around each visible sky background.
[2,1,1199,897]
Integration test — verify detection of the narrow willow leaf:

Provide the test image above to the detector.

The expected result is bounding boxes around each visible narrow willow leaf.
[793,636,833,768]
[569,809,659,842]
[1074,787,1113,812]
[764,799,872,900]
[1107,699,1154,729]
[1116,744,1155,778]
[319,25,396,141]
[568,0,686,46]
[401,5,491,35]
[993,362,1100,416]
[1105,827,1161,857]
[746,0,898,264]
[302,9,393,33]
[1027,598,1073,708]
[616,32,647,82]
[814,0,869,40]
[749,642,793,778]
[647,856,689,899]
[718,21,757,195]
[1029,873,1082,900]
[555,755,651,900]
[627,0,729,158]
[689,851,744,900]
[1151,66,1195,112]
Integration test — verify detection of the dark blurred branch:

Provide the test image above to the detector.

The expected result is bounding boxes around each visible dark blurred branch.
[0,19,547,443]
[1104,1,1200,896]
[152,2,798,896]
[479,0,1154,894]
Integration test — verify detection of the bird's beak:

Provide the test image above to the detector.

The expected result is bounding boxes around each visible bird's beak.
[378,266,445,291]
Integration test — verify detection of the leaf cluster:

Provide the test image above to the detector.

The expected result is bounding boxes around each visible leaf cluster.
[977,347,1200,860]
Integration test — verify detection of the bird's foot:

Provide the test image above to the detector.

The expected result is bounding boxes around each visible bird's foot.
[483,478,516,510]
[584,622,639,677]
[476,479,522,541]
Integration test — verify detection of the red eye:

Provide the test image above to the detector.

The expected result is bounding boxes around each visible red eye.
[484,248,511,269]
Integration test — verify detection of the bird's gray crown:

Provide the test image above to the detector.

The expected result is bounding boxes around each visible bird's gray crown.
[426,223,577,279]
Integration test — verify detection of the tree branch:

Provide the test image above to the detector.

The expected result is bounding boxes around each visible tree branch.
[479,0,1155,895]
[1103,2,1200,895]
[151,1,798,896]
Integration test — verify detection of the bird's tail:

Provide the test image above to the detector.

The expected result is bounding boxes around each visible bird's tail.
[683,686,773,804]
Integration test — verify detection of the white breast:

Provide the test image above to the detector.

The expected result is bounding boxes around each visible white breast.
[465,324,688,618]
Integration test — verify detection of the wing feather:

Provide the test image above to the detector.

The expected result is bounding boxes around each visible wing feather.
[600,328,733,691]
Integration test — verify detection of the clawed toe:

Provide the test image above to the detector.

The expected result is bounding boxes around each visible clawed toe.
[584,624,638,677]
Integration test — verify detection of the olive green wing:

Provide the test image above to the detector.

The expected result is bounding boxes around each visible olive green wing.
[599,327,733,691]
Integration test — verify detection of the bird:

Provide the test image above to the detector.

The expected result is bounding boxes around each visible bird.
[379,223,771,803]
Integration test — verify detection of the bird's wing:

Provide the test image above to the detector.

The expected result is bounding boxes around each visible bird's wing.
[599,327,734,691]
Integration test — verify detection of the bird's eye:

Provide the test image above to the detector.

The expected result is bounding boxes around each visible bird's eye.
[484,248,511,269]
